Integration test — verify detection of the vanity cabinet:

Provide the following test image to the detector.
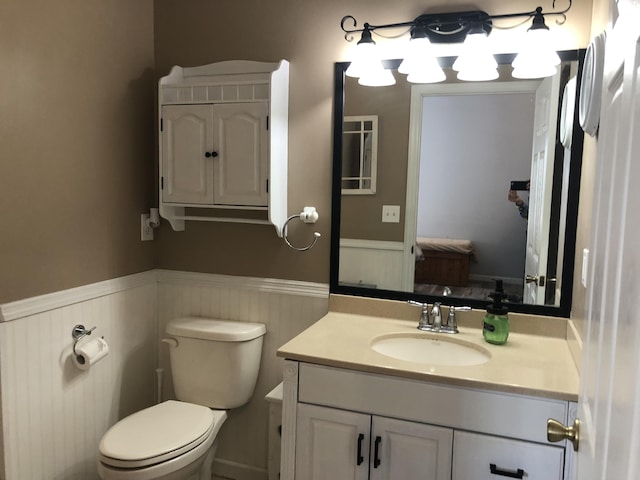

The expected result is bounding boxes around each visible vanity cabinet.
[296,403,452,480]
[158,60,289,234]
[282,361,571,480]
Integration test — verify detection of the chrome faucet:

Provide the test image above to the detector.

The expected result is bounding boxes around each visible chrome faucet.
[409,300,469,333]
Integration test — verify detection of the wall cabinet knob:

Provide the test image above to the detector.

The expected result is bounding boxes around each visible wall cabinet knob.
[204,151,218,158]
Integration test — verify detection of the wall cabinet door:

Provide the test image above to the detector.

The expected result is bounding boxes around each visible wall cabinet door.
[212,102,269,206]
[162,104,214,205]
[296,404,453,480]
[161,102,269,207]
[370,416,452,480]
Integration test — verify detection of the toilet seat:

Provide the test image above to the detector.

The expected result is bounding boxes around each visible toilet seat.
[99,400,227,469]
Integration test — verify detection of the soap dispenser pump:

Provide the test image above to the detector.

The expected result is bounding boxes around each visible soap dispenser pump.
[483,280,509,345]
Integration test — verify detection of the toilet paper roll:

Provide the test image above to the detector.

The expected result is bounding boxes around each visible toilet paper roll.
[72,337,109,370]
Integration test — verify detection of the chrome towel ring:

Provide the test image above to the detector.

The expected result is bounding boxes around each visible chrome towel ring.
[282,207,321,251]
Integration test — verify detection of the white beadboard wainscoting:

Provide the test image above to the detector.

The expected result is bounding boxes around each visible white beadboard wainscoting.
[0,270,329,480]
[156,270,329,480]
[0,272,158,480]
[339,238,405,291]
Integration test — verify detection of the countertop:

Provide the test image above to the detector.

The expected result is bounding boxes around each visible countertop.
[277,311,580,402]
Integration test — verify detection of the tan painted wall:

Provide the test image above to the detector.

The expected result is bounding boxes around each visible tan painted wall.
[568,0,612,370]
[153,0,593,282]
[0,0,156,303]
[341,76,410,242]
[0,0,594,301]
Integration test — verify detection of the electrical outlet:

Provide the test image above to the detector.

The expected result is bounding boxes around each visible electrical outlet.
[382,205,401,223]
[141,214,154,241]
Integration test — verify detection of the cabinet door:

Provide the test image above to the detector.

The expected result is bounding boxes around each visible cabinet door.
[161,105,214,204]
[212,102,269,206]
[370,416,452,480]
[296,404,370,480]
[452,431,564,480]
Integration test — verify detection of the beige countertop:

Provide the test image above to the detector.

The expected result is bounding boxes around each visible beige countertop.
[277,311,580,402]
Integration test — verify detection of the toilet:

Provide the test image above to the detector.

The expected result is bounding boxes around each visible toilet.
[97,317,266,480]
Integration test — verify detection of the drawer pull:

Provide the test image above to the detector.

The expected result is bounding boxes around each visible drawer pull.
[373,436,382,468]
[490,463,524,478]
[356,433,364,466]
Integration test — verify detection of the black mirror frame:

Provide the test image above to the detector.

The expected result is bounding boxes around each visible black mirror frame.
[330,49,586,317]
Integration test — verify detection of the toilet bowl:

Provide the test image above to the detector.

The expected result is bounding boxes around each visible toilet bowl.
[97,317,266,480]
[98,400,227,480]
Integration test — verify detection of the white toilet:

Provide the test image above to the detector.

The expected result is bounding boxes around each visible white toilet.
[97,316,266,480]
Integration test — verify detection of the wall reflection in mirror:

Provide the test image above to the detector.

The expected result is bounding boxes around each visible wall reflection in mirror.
[331,51,585,317]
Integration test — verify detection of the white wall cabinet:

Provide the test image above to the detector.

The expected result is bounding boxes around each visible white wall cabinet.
[295,403,452,480]
[282,362,569,480]
[158,60,289,235]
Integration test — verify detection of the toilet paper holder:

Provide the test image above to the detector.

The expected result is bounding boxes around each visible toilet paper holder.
[72,324,97,357]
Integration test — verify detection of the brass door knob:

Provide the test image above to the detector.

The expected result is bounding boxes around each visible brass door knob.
[547,418,580,451]
[525,275,546,286]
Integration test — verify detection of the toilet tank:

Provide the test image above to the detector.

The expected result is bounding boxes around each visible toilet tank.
[165,317,266,409]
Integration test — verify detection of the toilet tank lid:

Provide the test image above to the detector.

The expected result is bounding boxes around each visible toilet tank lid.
[167,317,266,341]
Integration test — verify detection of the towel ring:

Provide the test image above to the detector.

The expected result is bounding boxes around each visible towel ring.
[282,207,321,252]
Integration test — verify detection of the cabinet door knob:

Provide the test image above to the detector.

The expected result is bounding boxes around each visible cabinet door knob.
[204,151,219,158]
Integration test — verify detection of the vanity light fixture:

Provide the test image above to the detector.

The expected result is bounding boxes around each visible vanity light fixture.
[345,24,396,86]
[398,25,446,84]
[452,23,498,82]
[512,7,562,79]
[340,1,572,85]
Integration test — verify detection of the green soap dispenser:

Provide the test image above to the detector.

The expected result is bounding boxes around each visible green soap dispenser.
[483,281,509,345]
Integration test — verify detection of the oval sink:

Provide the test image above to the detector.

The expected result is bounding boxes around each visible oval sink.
[371,334,491,367]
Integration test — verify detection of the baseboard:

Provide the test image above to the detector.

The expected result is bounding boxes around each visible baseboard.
[212,458,268,480]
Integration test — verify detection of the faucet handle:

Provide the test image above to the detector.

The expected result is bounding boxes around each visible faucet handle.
[442,306,471,334]
[408,301,432,330]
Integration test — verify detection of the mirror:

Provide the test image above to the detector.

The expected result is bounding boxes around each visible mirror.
[330,51,585,317]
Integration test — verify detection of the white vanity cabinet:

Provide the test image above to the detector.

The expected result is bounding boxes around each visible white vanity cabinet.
[159,60,289,234]
[282,361,571,480]
[296,403,452,480]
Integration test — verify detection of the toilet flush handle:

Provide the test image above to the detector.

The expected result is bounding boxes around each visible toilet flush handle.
[161,338,178,348]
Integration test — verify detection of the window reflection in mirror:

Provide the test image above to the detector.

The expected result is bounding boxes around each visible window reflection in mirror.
[342,116,378,194]
[331,51,585,317]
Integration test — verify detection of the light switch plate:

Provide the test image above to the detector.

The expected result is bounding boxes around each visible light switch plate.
[382,205,401,223]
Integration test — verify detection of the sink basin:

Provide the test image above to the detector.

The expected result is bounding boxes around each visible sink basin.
[371,334,491,366]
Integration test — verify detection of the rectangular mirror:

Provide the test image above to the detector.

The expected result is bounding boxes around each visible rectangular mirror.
[330,51,585,317]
